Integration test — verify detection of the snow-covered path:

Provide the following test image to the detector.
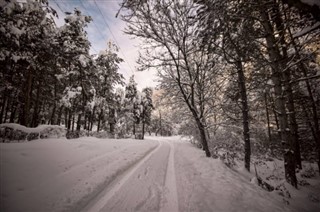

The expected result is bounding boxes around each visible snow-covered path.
[1,137,159,212]
[1,136,297,212]
[83,139,178,212]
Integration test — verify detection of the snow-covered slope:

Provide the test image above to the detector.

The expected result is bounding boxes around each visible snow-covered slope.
[174,139,292,212]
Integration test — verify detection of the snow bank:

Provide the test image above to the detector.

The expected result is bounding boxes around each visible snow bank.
[235,157,320,212]
[0,123,66,142]
[173,140,295,212]
[66,130,113,139]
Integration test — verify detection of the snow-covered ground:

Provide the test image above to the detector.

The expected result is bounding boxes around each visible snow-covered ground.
[1,136,319,211]
[1,137,158,211]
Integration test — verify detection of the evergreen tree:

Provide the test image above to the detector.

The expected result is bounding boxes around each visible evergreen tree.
[140,87,154,139]
[124,75,138,135]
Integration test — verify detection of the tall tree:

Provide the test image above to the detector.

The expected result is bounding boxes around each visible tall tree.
[0,0,58,126]
[93,41,124,133]
[121,0,219,157]
[57,8,93,131]
[196,0,259,171]
[140,87,154,139]
[124,75,139,136]
[256,0,297,187]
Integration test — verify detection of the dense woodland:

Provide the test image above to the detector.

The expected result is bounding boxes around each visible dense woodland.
[119,0,320,188]
[0,0,155,139]
[1,0,320,188]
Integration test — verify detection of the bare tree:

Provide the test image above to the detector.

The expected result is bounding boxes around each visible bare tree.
[121,0,219,157]
[195,0,257,171]
[259,1,298,188]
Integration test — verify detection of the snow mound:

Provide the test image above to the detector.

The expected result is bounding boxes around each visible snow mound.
[0,123,66,142]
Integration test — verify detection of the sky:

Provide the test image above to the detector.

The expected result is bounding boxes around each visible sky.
[49,0,158,90]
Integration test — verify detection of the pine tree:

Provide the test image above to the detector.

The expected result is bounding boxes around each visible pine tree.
[124,75,138,136]
[141,87,154,139]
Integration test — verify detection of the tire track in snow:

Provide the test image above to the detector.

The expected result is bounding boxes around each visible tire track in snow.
[81,140,162,212]
[161,140,179,212]
[17,142,158,212]
[28,142,145,194]
[57,143,140,177]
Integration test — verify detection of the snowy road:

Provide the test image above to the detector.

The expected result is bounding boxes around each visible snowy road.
[83,139,178,212]
[1,136,295,212]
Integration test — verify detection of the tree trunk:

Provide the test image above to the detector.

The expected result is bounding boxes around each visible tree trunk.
[67,109,72,130]
[50,104,56,125]
[84,113,87,130]
[97,109,103,132]
[159,110,162,136]
[65,109,69,129]
[3,100,9,123]
[0,91,7,124]
[109,108,116,136]
[302,107,317,144]
[265,92,272,144]
[31,82,41,127]
[10,100,18,123]
[90,107,96,131]
[301,66,320,173]
[133,123,136,136]
[50,83,58,125]
[72,114,75,131]
[65,109,68,129]
[148,127,151,136]
[213,113,218,136]
[273,5,302,169]
[288,22,320,173]
[76,114,81,131]
[6,91,17,123]
[195,118,211,157]
[236,61,251,172]
[21,68,33,126]
[270,95,280,130]
[142,120,145,140]
[284,71,302,169]
[260,8,297,187]
[89,112,92,131]
[97,117,101,132]
[57,106,63,126]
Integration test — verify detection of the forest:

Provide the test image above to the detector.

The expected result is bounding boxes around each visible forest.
[1,0,320,190]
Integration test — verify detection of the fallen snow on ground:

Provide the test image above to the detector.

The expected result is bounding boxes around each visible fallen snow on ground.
[173,139,295,212]
[1,136,318,211]
[0,137,158,212]
[237,157,320,212]
[0,123,66,142]
[0,123,65,135]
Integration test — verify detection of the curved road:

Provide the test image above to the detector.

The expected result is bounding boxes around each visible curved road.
[78,138,293,212]
[82,140,178,212]
[1,137,296,212]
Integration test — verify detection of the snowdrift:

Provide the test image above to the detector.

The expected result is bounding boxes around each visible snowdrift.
[0,123,66,142]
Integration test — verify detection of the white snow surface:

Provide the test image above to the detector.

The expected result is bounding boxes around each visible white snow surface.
[0,123,66,141]
[0,123,65,134]
[0,136,307,212]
